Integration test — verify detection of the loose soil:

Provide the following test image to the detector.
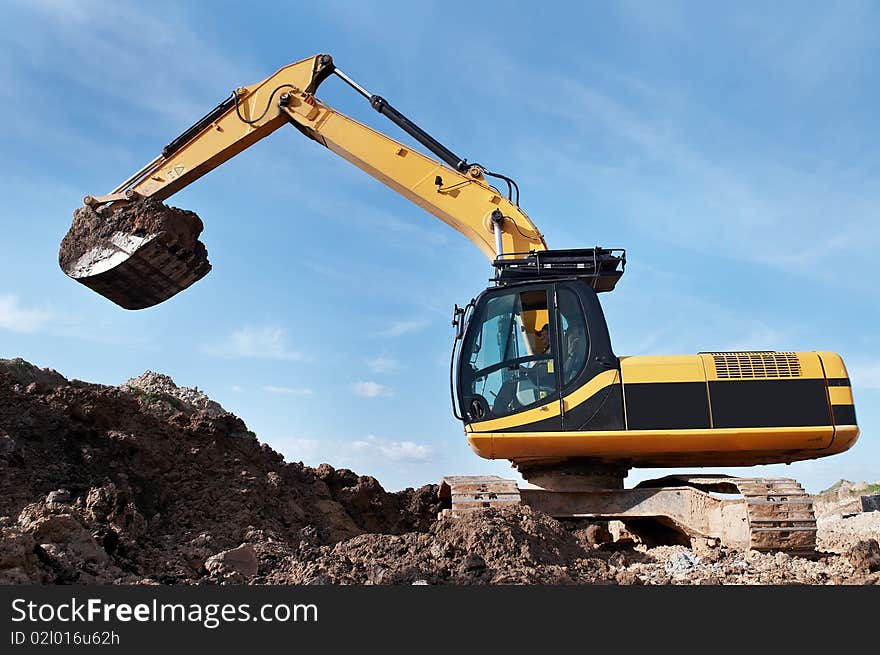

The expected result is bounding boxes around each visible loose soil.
[59,199,208,278]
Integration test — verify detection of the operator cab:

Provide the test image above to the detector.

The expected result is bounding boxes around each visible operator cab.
[452,248,625,427]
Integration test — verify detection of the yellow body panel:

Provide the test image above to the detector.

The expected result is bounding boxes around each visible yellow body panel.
[467,425,858,467]
[829,386,854,405]
[619,355,705,383]
[817,351,850,379]
[830,426,860,452]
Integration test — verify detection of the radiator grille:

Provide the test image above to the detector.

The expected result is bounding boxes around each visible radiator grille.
[710,352,802,379]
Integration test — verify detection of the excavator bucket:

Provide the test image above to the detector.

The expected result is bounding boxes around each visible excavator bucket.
[58,199,211,310]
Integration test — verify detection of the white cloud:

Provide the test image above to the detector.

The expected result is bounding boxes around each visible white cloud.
[0,295,55,333]
[365,355,403,374]
[352,380,393,398]
[263,385,314,396]
[379,319,429,337]
[208,326,307,361]
[350,435,432,462]
[0,293,148,346]
[230,385,243,392]
[280,438,322,461]
[273,433,432,467]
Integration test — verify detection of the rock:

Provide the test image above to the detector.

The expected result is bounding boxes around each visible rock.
[312,499,363,543]
[608,520,637,545]
[664,550,701,575]
[0,525,38,571]
[608,551,627,568]
[582,523,612,546]
[460,553,487,574]
[205,544,258,578]
[0,433,16,454]
[84,483,146,539]
[430,541,452,559]
[847,539,880,573]
[615,570,643,585]
[46,489,71,505]
[23,514,109,566]
[123,371,227,418]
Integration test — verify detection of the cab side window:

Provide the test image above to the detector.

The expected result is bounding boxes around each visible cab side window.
[557,287,589,387]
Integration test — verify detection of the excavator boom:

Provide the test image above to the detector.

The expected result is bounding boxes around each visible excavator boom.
[64,54,545,309]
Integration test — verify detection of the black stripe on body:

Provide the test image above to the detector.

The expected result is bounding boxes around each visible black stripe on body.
[710,378,830,428]
[482,378,837,435]
[827,378,851,387]
[832,404,857,425]
[496,409,562,433]
[625,382,711,430]
[481,384,625,433]
[565,383,625,431]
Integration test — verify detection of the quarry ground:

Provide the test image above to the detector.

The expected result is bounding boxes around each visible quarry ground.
[1,358,877,585]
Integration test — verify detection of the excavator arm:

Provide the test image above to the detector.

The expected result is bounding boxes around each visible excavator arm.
[79,53,546,286]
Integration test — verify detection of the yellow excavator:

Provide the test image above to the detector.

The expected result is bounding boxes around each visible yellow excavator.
[61,54,859,555]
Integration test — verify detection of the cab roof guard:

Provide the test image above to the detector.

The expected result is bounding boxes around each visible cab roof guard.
[492,247,626,292]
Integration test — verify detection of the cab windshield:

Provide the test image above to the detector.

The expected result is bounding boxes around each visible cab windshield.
[461,288,557,419]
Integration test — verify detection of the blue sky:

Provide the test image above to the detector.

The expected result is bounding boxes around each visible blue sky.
[1,0,877,492]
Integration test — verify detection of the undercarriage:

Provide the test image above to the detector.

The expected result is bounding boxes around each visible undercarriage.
[439,461,817,556]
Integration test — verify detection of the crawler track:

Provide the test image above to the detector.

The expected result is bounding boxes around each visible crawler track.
[730,477,817,556]
[440,474,818,556]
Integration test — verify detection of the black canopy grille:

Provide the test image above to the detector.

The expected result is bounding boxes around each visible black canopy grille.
[710,352,802,379]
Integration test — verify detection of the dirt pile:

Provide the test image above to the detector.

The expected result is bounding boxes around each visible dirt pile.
[0,362,437,584]
[0,359,877,585]
[817,513,880,554]
[58,199,211,309]
[262,512,880,586]
[0,359,67,389]
[813,479,880,516]
[270,506,607,585]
